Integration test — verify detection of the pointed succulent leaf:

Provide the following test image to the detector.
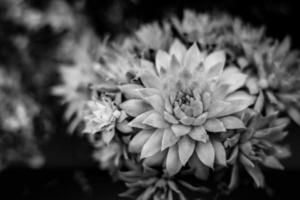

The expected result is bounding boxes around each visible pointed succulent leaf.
[129,129,153,153]
[188,126,208,143]
[144,151,166,167]
[240,154,255,168]
[156,50,171,74]
[143,95,165,113]
[204,51,225,78]
[119,84,143,99]
[120,99,152,117]
[140,70,162,90]
[162,128,179,151]
[178,136,196,165]
[169,39,187,63]
[171,124,191,137]
[183,43,202,70]
[196,141,215,168]
[128,110,154,129]
[141,129,164,158]
[212,140,227,166]
[254,91,265,113]
[143,112,169,128]
[220,116,245,129]
[263,156,284,170]
[204,118,226,132]
[166,145,182,176]
[193,112,208,126]
[221,67,247,93]
[245,165,265,188]
[164,111,179,124]
[207,101,231,118]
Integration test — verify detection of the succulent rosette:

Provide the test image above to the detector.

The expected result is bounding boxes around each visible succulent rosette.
[120,39,254,175]
[224,95,290,189]
[54,9,297,199]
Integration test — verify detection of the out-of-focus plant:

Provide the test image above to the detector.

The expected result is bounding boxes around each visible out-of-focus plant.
[54,9,298,200]
[0,68,44,170]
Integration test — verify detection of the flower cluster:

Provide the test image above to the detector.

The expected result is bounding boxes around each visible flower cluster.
[54,9,298,200]
[0,69,44,170]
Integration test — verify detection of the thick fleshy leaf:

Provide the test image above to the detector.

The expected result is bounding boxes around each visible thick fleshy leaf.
[216,99,254,117]
[207,101,231,118]
[183,43,202,70]
[156,50,171,74]
[254,91,264,113]
[204,51,225,77]
[240,154,255,168]
[287,107,300,126]
[188,154,209,180]
[144,151,166,167]
[196,141,215,168]
[143,95,165,112]
[212,140,227,166]
[225,91,256,103]
[178,136,196,165]
[220,116,245,129]
[162,128,179,151]
[263,156,284,170]
[120,99,152,117]
[140,70,162,90]
[245,165,265,188]
[119,84,143,99]
[129,129,153,153]
[204,118,226,132]
[166,145,182,176]
[193,112,208,126]
[211,84,230,101]
[128,110,154,129]
[141,129,164,158]
[246,77,260,94]
[173,104,187,119]
[137,88,161,98]
[169,39,187,63]
[171,124,191,137]
[180,116,194,125]
[164,111,179,124]
[188,126,208,143]
[143,112,169,128]
[221,67,247,93]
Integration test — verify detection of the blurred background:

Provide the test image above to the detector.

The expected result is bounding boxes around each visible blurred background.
[0,0,300,199]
